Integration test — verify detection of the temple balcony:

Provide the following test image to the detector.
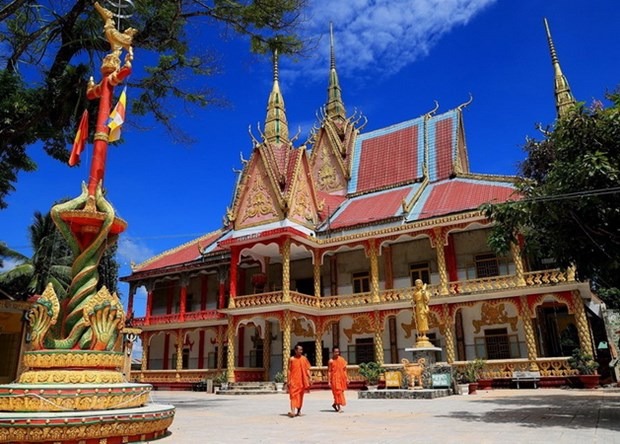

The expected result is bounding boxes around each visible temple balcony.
[227,268,578,313]
[132,309,224,327]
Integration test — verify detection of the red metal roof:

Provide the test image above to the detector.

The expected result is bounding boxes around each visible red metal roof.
[330,187,410,229]
[137,231,222,272]
[356,125,420,193]
[316,191,346,220]
[420,180,517,219]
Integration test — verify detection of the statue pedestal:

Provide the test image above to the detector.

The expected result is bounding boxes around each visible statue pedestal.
[404,346,442,366]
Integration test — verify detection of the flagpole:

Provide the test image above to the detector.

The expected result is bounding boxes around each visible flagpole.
[85,1,135,197]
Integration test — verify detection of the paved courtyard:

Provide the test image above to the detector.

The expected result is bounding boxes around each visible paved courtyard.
[148,387,620,444]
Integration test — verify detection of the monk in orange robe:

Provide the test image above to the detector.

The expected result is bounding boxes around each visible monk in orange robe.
[288,344,311,417]
[328,347,349,412]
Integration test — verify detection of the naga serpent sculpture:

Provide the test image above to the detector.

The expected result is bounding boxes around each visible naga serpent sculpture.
[28,182,125,351]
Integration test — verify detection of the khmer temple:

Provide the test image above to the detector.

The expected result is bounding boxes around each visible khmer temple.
[121,21,607,390]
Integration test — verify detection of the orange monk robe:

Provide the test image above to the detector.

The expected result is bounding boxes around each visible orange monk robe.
[328,356,348,406]
[288,355,311,409]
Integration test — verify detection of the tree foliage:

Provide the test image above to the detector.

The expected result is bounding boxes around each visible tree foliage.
[0,207,120,299]
[0,0,306,208]
[482,90,620,308]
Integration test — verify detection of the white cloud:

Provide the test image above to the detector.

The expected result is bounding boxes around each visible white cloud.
[0,258,22,272]
[289,0,495,79]
[117,236,154,266]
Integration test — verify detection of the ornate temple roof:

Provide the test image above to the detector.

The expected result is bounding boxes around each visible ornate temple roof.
[125,25,558,277]
[133,230,223,273]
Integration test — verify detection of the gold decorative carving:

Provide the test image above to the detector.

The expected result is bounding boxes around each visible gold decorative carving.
[519,296,539,371]
[0,414,173,443]
[317,146,341,191]
[22,350,124,369]
[26,283,60,349]
[290,188,314,223]
[282,311,291,378]
[572,290,594,356]
[291,318,314,337]
[0,386,150,412]
[241,175,277,222]
[18,370,123,384]
[82,286,125,351]
[343,315,374,341]
[472,302,518,334]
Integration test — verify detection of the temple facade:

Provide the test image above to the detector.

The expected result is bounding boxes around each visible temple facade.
[122,24,603,389]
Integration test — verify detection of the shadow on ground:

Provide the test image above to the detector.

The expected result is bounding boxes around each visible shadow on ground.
[438,391,620,432]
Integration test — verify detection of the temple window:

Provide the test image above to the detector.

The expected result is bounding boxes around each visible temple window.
[477,328,519,359]
[350,337,374,364]
[352,272,370,293]
[410,262,431,285]
[475,253,500,278]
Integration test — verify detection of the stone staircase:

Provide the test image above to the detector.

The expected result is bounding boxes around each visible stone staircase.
[216,381,280,395]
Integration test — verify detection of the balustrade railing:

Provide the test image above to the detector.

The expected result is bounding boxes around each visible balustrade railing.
[233,291,283,308]
[452,357,578,378]
[137,269,574,320]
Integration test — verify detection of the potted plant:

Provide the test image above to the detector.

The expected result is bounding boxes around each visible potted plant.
[274,371,285,392]
[568,348,599,389]
[455,371,470,395]
[214,372,229,391]
[463,358,486,394]
[358,361,385,391]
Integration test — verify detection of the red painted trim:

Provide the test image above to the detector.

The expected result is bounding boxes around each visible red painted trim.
[166,285,174,315]
[218,281,226,309]
[179,285,187,321]
[218,227,310,247]
[200,275,208,311]
[198,330,205,369]
[445,233,458,282]
[145,291,153,325]
[237,326,245,367]
[163,333,170,370]
[230,248,239,298]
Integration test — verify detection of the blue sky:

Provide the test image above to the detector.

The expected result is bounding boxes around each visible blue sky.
[2,0,619,316]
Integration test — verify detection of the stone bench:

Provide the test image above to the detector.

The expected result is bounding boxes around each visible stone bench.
[512,371,541,389]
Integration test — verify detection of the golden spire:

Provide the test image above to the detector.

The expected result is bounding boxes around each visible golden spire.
[543,18,576,119]
[264,48,289,144]
[325,23,346,120]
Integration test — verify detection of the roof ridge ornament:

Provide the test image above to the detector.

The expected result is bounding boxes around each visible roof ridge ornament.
[457,93,473,111]
[543,18,576,118]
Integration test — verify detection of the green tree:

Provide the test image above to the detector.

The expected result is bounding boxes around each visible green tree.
[0,0,306,209]
[0,211,72,299]
[0,208,120,299]
[482,90,620,308]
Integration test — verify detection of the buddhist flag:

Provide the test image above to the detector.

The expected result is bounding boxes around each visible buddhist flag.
[68,109,89,166]
[108,86,127,142]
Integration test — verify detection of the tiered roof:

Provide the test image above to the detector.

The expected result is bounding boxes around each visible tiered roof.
[130,23,586,276]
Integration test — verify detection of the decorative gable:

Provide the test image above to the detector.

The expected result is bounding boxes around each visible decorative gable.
[288,151,321,228]
[235,158,283,229]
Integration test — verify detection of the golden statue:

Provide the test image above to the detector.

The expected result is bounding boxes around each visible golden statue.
[413,279,433,348]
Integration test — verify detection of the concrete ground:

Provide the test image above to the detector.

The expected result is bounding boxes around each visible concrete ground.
[148,388,620,444]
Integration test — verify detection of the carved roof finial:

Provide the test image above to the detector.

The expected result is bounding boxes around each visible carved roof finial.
[325,22,346,121]
[543,18,575,119]
[263,48,289,144]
